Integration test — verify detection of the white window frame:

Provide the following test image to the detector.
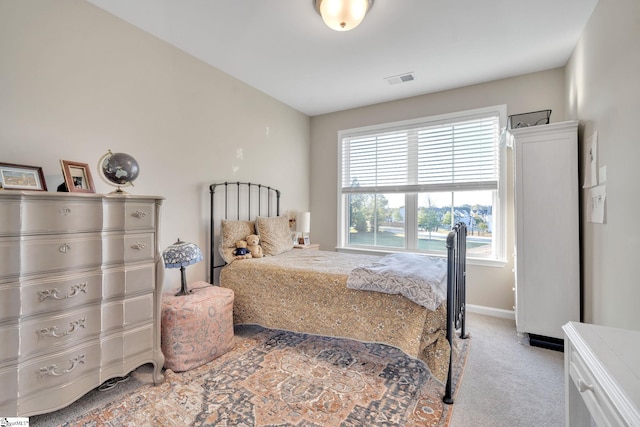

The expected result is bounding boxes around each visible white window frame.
[336,105,508,266]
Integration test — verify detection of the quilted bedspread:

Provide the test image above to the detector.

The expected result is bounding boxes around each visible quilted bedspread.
[347,252,448,311]
[220,249,451,384]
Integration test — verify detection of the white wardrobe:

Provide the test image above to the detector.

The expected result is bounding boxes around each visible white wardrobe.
[508,121,580,346]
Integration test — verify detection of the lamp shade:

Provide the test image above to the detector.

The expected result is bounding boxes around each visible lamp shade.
[162,239,203,268]
[315,0,372,32]
[296,212,311,233]
[162,239,203,296]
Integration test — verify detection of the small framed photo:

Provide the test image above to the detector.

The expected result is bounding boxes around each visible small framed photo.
[303,235,310,245]
[0,162,47,191]
[61,160,95,193]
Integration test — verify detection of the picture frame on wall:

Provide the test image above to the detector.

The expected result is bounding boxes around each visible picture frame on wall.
[0,162,47,191]
[61,160,95,193]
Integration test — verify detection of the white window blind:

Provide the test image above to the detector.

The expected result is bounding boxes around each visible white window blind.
[342,112,501,194]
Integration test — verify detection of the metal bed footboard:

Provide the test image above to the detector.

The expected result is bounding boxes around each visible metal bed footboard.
[443,221,468,404]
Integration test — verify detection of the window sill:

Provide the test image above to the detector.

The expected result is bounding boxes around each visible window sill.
[335,246,507,268]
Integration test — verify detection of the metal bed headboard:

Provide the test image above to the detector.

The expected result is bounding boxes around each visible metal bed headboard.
[209,181,281,282]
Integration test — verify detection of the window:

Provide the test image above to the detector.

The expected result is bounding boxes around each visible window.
[338,105,507,262]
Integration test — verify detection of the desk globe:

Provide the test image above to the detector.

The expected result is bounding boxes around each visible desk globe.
[99,150,140,194]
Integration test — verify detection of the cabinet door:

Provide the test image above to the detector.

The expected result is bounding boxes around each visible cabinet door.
[513,122,580,339]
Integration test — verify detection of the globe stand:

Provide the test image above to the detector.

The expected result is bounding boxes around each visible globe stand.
[109,186,130,195]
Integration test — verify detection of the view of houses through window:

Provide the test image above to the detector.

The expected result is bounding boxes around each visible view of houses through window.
[346,190,494,256]
[339,105,506,260]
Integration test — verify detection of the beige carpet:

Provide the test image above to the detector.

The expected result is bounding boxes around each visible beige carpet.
[450,312,565,426]
[31,325,469,426]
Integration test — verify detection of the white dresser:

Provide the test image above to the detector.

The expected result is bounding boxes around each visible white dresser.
[508,121,580,346]
[563,322,640,426]
[0,191,165,417]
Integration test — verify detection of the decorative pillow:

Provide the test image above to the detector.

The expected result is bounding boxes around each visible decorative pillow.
[255,216,294,256]
[219,219,256,263]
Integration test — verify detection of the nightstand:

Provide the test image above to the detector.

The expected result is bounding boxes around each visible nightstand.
[293,244,320,250]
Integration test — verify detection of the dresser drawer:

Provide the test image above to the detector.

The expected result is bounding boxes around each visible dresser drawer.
[568,343,625,426]
[21,199,103,234]
[125,202,156,230]
[0,325,19,365]
[125,294,154,327]
[123,323,154,361]
[0,365,18,412]
[21,271,102,317]
[103,233,155,265]
[102,293,154,333]
[0,237,20,278]
[102,300,125,333]
[102,324,155,377]
[19,342,100,398]
[21,306,102,359]
[21,234,102,275]
[0,200,20,237]
[103,263,155,299]
[103,201,156,231]
[0,284,20,321]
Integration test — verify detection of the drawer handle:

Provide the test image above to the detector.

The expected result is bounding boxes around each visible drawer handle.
[37,317,86,340]
[59,206,72,216]
[577,379,595,393]
[39,283,88,301]
[37,353,86,378]
[59,243,71,253]
[131,210,147,219]
[131,242,146,250]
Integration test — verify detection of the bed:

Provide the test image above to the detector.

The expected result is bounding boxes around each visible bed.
[209,181,468,404]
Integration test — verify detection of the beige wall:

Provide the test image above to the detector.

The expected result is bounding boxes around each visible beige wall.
[6,0,635,327]
[310,69,567,313]
[566,0,640,330]
[0,0,311,290]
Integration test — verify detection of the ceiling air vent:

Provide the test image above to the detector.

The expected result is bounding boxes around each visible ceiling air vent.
[385,72,415,85]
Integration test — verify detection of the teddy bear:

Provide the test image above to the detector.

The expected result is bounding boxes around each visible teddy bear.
[233,239,252,260]
[245,234,264,258]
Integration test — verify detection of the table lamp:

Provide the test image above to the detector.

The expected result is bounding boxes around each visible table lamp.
[162,238,203,296]
[296,212,311,245]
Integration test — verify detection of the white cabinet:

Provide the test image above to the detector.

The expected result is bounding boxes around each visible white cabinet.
[563,322,640,426]
[508,121,580,344]
[0,192,165,417]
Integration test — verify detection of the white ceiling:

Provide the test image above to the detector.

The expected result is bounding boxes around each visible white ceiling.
[87,0,598,116]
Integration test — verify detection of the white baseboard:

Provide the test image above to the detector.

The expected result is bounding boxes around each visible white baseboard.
[466,304,515,320]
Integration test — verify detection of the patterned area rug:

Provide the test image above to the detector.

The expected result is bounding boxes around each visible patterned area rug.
[62,326,469,427]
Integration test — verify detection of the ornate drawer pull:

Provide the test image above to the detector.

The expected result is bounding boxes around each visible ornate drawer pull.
[37,353,85,378]
[59,206,72,216]
[131,210,147,219]
[59,243,71,253]
[577,379,595,393]
[39,283,87,301]
[131,242,146,250]
[37,317,86,340]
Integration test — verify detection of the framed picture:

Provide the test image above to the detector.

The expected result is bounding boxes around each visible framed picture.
[303,235,310,245]
[0,162,47,191]
[61,160,95,193]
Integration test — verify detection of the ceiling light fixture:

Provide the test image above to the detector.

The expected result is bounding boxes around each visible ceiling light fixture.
[314,0,373,32]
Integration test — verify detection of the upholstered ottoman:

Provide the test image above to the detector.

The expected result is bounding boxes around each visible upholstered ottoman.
[161,282,234,372]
